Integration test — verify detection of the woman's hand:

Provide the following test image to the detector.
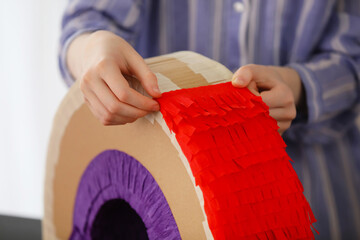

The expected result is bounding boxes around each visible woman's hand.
[67,30,161,125]
[232,64,303,134]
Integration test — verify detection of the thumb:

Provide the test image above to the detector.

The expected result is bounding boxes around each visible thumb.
[232,66,253,88]
[232,65,260,95]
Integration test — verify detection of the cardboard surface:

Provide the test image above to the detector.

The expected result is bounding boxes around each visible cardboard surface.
[147,57,209,88]
[53,105,206,239]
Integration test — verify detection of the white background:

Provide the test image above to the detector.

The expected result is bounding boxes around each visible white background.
[0,0,68,218]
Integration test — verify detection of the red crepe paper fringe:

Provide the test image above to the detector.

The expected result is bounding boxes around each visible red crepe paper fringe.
[157,82,316,239]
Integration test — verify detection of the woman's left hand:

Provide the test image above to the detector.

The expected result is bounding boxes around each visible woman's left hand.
[232,64,304,135]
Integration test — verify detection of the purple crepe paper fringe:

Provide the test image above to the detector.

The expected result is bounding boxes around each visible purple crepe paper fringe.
[70,150,181,240]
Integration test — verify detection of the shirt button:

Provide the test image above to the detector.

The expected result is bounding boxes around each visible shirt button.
[233,1,244,13]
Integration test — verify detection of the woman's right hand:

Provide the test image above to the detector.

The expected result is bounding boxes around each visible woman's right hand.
[67,30,161,125]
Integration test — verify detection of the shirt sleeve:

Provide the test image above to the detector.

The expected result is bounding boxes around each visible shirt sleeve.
[59,0,145,87]
[288,1,360,124]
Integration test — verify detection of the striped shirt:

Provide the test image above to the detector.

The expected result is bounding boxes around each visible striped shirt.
[59,0,360,239]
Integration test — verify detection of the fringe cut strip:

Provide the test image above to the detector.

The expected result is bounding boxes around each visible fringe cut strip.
[157,82,316,240]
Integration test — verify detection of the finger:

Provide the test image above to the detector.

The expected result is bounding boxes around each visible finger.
[83,95,109,122]
[233,64,277,90]
[83,88,111,123]
[126,51,162,98]
[102,115,137,125]
[91,79,149,119]
[247,81,260,96]
[98,60,160,112]
[85,90,136,125]
[260,87,286,108]
[269,107,297,121]
[277,120,291,134]
[261,85,296,113]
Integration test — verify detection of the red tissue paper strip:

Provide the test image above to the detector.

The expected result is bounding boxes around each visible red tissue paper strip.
[157,82,317,240]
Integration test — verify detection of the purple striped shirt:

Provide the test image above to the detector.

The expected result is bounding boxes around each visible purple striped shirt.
[59,1,360,239]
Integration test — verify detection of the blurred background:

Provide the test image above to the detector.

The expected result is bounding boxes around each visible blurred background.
[0,0,68,219]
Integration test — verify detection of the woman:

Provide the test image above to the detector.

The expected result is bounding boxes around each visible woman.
[60,1,360,239]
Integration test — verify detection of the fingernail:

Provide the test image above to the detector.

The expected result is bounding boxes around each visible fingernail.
[232,76,244,85]
[152,103,160,111]
[153,86,161,94]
